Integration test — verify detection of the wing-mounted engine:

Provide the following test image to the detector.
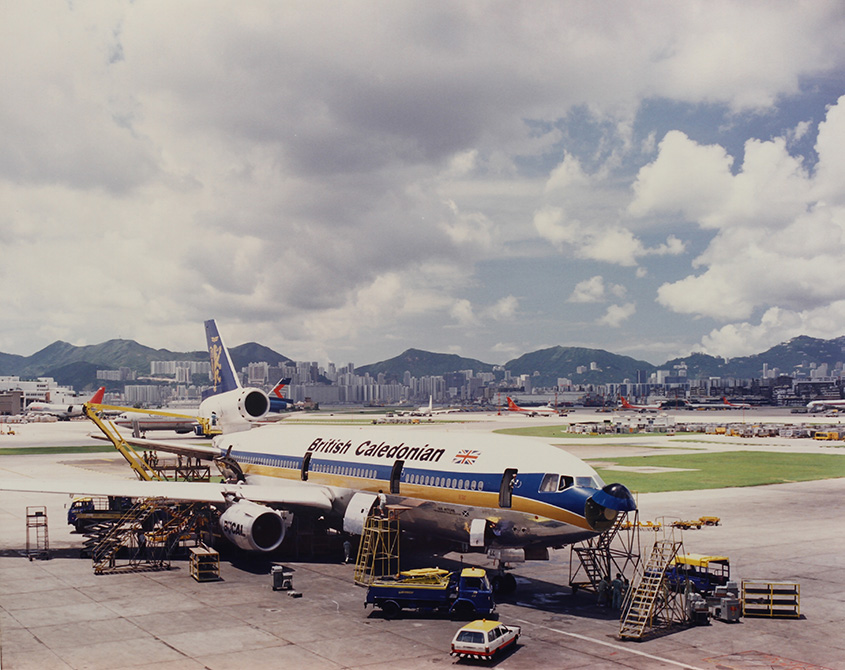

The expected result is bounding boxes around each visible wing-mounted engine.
[219,501,285,552]
[200,387,270,431]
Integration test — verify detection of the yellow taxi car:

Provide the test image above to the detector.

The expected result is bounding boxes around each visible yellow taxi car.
[450,619,521,661]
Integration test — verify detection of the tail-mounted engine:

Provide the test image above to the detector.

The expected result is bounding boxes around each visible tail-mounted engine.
[200,388,270,430]
[219,501,285,552]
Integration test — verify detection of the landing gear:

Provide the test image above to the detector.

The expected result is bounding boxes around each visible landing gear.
[491,571,517,594]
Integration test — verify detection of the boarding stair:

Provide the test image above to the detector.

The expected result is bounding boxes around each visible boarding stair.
[619,538,683,639]
[570,511,638,593]
[353,506,405,586]
[92,498,206,574]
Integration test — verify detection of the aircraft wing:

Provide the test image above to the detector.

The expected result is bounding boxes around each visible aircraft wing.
[0,477,335,510]
[93,433,221,460]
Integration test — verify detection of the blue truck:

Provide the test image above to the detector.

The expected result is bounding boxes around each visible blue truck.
[365,567,495,619]
[665,554,731,594]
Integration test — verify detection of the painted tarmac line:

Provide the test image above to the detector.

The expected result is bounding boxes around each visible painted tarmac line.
[515,619,706,670]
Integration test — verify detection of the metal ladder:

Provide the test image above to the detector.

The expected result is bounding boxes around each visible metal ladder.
[353,509,401,586]
[570,511,630,592]
[619,538,682,639]
[25,506,50,560]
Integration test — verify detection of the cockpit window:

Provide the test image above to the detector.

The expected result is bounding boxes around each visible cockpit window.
[575,476,597,488]
[539,473,558,492]
[541,474,575,492]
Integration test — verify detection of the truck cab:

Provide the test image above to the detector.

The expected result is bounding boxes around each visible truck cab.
[453,568,495,618]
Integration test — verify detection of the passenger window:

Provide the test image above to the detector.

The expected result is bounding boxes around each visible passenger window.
[488,630,497,642]
[539,473,558,492]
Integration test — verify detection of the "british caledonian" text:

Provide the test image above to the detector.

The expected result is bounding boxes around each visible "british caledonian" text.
[307,438,445,462]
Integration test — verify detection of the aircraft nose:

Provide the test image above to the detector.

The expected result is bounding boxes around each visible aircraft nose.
[584,483,637,532]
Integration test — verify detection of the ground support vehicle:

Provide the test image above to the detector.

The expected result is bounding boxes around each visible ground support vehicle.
[450,619,521,661]
[67,496,134,532]
[665,554,730,594]
[365,567,495,619]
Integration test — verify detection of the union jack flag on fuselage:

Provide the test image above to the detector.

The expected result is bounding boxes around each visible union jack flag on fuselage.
[453,449,480,465]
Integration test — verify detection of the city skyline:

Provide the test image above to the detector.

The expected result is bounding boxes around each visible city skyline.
[2,3,845,367]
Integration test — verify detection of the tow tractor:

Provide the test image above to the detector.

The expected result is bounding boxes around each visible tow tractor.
[365,567,495,619]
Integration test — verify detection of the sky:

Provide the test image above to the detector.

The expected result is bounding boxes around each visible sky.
[2,2,845,368]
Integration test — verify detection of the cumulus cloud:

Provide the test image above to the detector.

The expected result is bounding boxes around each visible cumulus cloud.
[483,296,520,321]
[569,276,626,303]
[631,95,845,356]
[597,303,637,328]
[1,2,844,366]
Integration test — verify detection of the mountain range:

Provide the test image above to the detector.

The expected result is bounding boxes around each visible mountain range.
[1,335,843,392]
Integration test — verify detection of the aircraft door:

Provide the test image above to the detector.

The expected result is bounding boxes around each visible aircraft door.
[300,452,312,481]
[343,491,378,535]
[390,460,404,494]
[499,468,518,508]
[469,518,488,547]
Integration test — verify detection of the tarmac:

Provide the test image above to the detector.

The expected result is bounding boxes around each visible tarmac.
[1,414,844,669]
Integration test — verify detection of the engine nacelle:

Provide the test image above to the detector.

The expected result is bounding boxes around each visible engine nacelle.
[219,501,285,552]
[200,388,270,430]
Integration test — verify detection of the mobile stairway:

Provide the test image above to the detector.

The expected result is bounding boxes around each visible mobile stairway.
[569,510,640,594]
[92,498,207,574]
[619,535,684,640]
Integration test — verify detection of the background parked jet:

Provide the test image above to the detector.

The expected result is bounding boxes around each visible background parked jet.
[26,387,105,419]
[505,396,564,416]
[619,396,662,412]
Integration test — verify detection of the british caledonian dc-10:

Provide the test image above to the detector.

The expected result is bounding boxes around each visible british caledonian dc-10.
[3,320,636,589]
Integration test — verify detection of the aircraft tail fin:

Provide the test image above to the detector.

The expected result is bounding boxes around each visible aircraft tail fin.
[204,319,242,398]
[271,378,292,399]
[620,396,634,409]
[506,397,521,411]
[89,387,105,404]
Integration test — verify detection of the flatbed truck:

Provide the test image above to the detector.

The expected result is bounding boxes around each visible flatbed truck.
[365,567,495,619]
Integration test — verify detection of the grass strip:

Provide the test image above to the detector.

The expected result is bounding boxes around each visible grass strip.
[592,451,845,493]
[0,445,117,456]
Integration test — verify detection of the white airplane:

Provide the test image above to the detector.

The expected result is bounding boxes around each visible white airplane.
[505,396,564,417]
[26,387,105,419]
[806,398,845,411]
[397,396,460,416]
[619,396,662,412]
[113,413,200,436]
[3,321,636,587]
[721,397,751,410]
